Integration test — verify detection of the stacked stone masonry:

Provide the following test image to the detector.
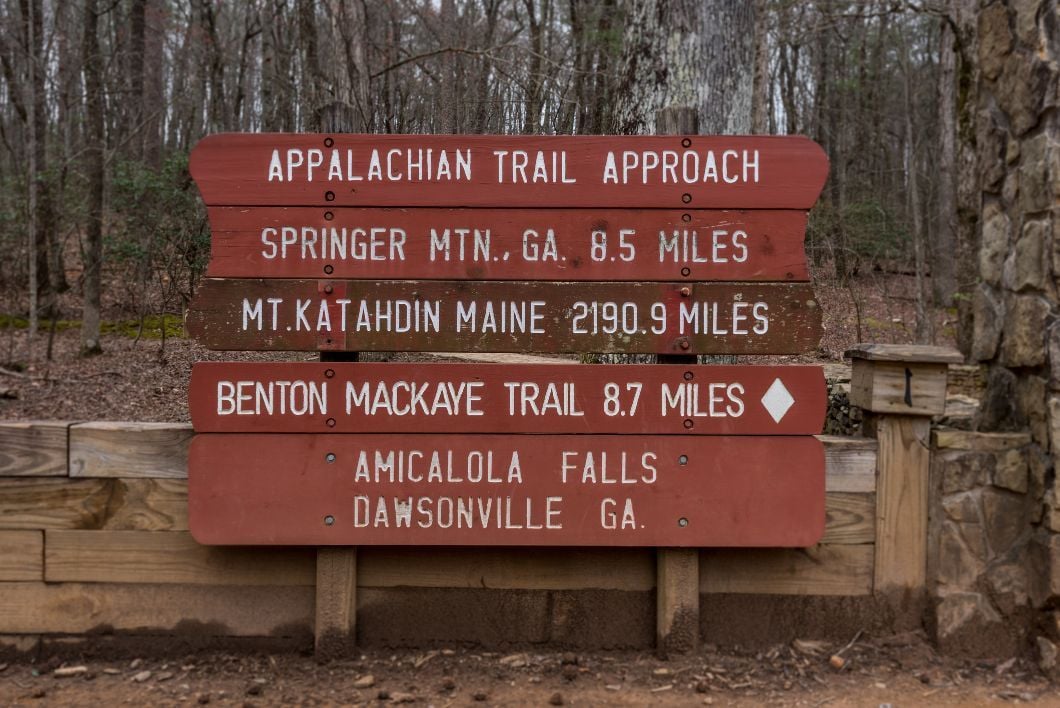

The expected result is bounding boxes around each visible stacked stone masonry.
[966,0,1060,672]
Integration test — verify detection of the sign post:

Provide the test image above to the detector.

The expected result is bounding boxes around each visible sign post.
[182,128,830,657]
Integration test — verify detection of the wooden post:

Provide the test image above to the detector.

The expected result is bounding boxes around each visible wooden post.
[655,105,699,655]
[315,101,358,658]
[847,344,962,615]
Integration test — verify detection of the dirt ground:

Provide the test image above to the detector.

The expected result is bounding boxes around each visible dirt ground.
[0,634,1056,707]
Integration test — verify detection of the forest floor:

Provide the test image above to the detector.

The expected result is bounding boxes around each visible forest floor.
[0,271,957,422]
[0,633,1057,707]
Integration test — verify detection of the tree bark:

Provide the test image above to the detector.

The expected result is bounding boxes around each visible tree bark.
[933,10,958,306]
[81,0,105,355]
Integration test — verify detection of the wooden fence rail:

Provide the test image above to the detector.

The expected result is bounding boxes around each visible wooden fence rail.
[1,420,877,645]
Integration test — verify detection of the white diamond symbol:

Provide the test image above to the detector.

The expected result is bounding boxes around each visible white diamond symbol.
[761,378,795,423]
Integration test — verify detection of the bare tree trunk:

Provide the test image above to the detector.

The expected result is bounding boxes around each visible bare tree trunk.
[142,0,165,167]
[613,0,755,134]
[933,10,958,306]
[751,0,770,134]
[953,0,978,357]
[904,43,933,344]
[81,0,105,355]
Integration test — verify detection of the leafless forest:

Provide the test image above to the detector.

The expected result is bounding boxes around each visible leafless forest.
[0,0,975,358]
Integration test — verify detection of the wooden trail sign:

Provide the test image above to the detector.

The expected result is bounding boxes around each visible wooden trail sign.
[204,207,811,282]
[189,362,827,435]
[189,134,829,209]
[188,433,826,547]
[185,279,823,354]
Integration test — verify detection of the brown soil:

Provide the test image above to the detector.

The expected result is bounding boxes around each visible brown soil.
[0,636,1055,707]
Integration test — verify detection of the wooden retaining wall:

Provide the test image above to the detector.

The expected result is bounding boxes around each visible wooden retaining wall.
[0,421,880,649]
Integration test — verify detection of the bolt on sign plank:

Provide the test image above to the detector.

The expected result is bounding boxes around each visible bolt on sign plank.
[185,279,822,355]
[189,134,828,209]
[204,207,811,282]
[188,434,826,547]
[189,363,827,436]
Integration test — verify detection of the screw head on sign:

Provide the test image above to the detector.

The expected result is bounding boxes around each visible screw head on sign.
[678,517,689,527]
[681,213,691,222]
[324,137,334,147]
[681,193,692,204]
[324,285,333,295]
[683,419,693,429]
[324,265,334,275]
[680,286,691,297]
[678,454,688,465]
[325,368,335,378]
[679,339,690,350]
[681,267,691,277]
[324,211,334,221]
[325,191,336,202]
[683,371,693,381]
[324,515,335,526]
[681,138,692,148]
[326,418,336,428]
[325,452,336,463]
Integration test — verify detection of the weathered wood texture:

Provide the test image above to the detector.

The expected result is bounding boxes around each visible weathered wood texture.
[315,548,357,656]
[44,530,315,585]
[205,207,810,281]
[189,362,827,436]
[821,435,877,493]
[0,582,313,636]
[700,545,874,596]
[873,416,930,592]
[69,422,193,478]
[188,433,826,547]
[190,134,829,209]
[846,343,964,364]
[0,422,68,477]
[850,360,950,417]
[657,548,699,652]
[821,493,875,545]
[0,478,187,531]
[186,279,823,355]
[0,530,43,580]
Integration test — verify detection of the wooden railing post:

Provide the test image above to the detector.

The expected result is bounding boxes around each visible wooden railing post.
[847,344,962,615]
[314,101,359,659]
[655,105,699,656]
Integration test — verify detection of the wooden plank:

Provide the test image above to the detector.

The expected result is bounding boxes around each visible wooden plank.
[0,478,188,531]
[0,422,68,477]
[189,433,826,547]
[189,134,829,209]
[69,422,192,478]
[0,530,43,581]
[850,360,950,416]
[190,362,827,436]
[0,478,114,530]
[0,582,313,636]
[700,545,874,596]
[820,435,877,493]
[874,416,930,591]
[822,493,875,545]
[100,478,189,531]
[315,548,357,657]
[357,548,655,590]
[43,530,315,585]
[205,207,810,282]
[846,343,963,364]
[186,279,824,355]
[657,548,698,652]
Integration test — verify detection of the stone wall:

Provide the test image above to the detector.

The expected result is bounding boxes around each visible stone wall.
[962,0,1059,673]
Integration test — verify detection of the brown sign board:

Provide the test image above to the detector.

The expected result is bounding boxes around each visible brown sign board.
[185,279,822,355]
[205,207,810,282]
[188,433,826,547]
[189,362,826,436]
[189,134,828,209]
